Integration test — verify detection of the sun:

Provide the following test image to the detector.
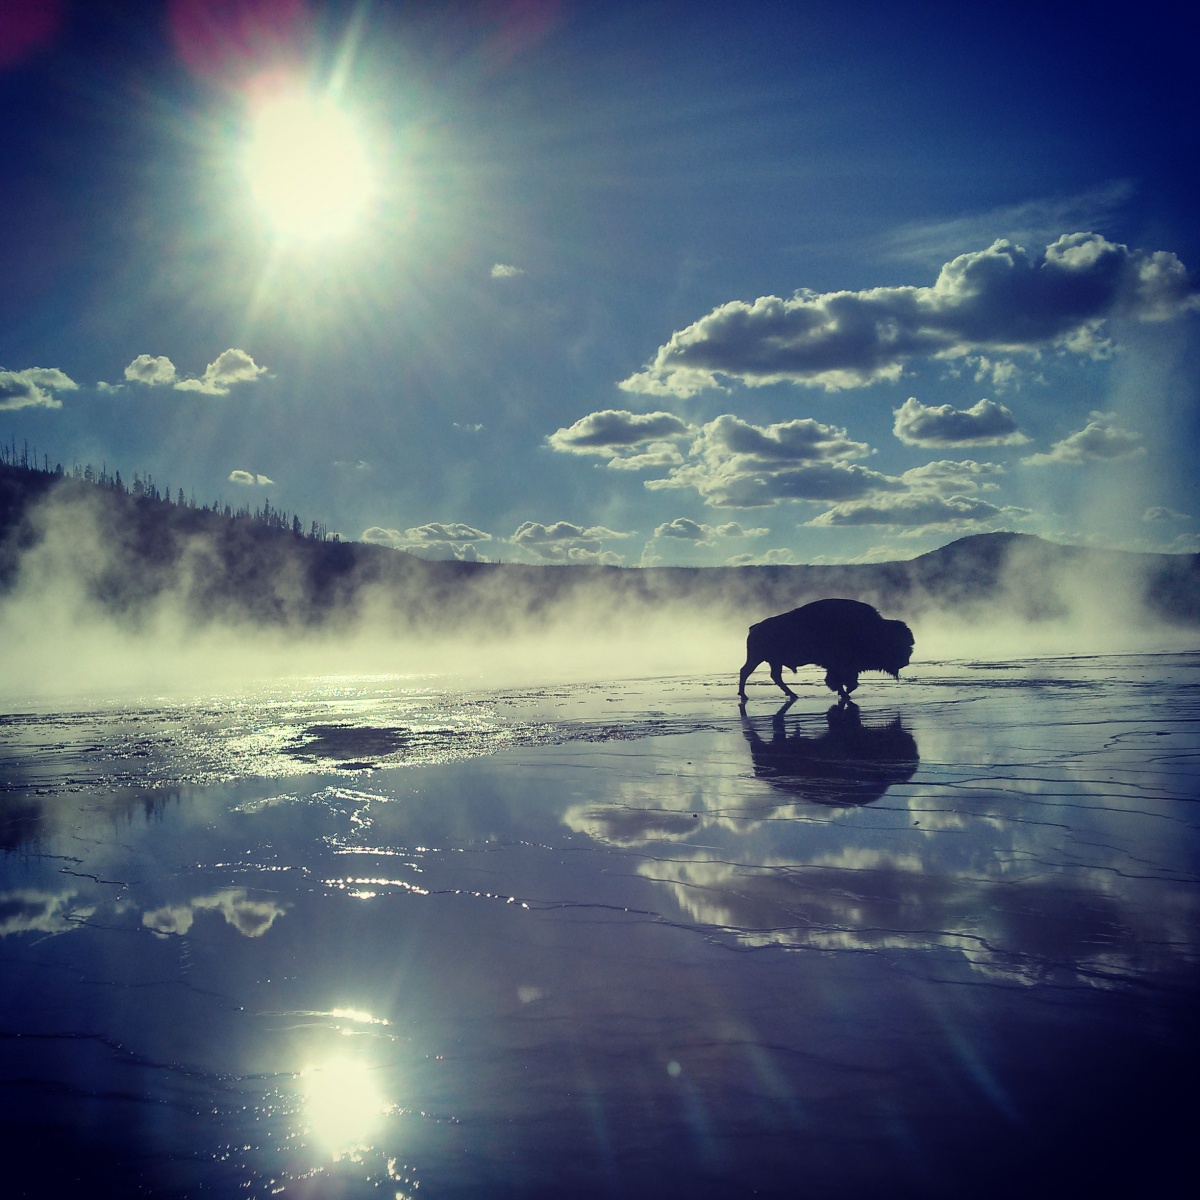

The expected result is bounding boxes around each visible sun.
[243,90,374,240]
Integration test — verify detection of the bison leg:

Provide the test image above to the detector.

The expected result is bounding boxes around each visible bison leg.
[738,656,764,697]
[823,668,860,700]
[769,662,797,699]
[831,672,860,702]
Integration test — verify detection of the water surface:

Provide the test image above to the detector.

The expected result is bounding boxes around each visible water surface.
[1,656,1197,1197]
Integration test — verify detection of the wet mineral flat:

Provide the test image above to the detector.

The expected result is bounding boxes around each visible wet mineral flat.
[1,654,1198,1198]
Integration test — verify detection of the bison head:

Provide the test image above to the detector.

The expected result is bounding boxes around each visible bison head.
[879,618,915,677]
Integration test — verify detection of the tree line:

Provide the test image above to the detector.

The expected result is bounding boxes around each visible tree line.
[0,436,337,542]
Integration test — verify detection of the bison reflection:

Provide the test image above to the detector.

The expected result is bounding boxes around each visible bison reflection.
[743,701,919,806]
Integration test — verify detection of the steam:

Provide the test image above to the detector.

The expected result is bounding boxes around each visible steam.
[0,480,1194,703]
[907,542,1174,660]
[0,485,741,698]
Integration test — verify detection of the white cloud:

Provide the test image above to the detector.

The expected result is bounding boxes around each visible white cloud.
[490,263,525,278]
[362,522,493,562]
[716,521,767,537]
[20,367,77,391]
[701,413,871,462]
[646,460,894,508]
[564,547,625,564]
[1054,320,1116,360]
[726,547,801,565]
[604,441,687,471]
[652,517,768,543]
[547,409,692,469]
[653,517,708,541]
[805,458,1022,533]
[1143,506,1191,523]
[1022,411,1145,466]
[228,470,274,485]
[898,458,1005,495]
[643,413,885,508]
[508,520,634,564]
[968,356,1023,389]
[402,521,491,544]
[511,520,630,544]
[0,366,78,411]
[893,396,1028,447]
[586,404,1018,528]
[361,527,404,546]
[806,492,1020,530]
[174,348,267,395]
[620,233,1198,396]
[124,354,177,385]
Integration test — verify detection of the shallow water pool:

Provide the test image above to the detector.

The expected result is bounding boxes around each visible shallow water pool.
[1,656,1197,1197]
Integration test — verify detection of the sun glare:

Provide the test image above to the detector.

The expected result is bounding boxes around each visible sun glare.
[244,91,374,240]
[302,1056,388,1156]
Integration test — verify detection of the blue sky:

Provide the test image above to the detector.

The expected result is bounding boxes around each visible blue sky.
[2,0,1198,567]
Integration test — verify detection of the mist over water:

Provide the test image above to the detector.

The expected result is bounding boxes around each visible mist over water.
[0,584,746,702]
[1,481,1196,701]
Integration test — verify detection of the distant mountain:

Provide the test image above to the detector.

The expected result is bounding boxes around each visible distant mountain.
[2,460,1198,631]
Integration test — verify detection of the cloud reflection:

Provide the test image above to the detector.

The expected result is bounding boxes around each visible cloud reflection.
[636,841,1200,988]
[562,799,701,847]
[142,888,287,937]
[0,888,95,936]
[559,710,1199,990]
[563,706,920,848]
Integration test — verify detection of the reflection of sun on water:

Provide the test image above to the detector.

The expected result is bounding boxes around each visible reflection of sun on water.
[302,1056,389,1158]
[244,90,374,239]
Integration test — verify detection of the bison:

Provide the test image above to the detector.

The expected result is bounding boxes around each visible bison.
[737,598,914,701]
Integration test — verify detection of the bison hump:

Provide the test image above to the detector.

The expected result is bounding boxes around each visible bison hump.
[791,598,882,623]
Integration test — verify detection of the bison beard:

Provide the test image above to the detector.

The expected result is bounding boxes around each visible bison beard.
[738,598,914,701]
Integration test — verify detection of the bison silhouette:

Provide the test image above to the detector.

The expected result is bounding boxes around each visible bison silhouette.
[738,598,914,701]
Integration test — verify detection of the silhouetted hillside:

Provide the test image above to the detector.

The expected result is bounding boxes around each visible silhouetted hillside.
[2,459,1198,633]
